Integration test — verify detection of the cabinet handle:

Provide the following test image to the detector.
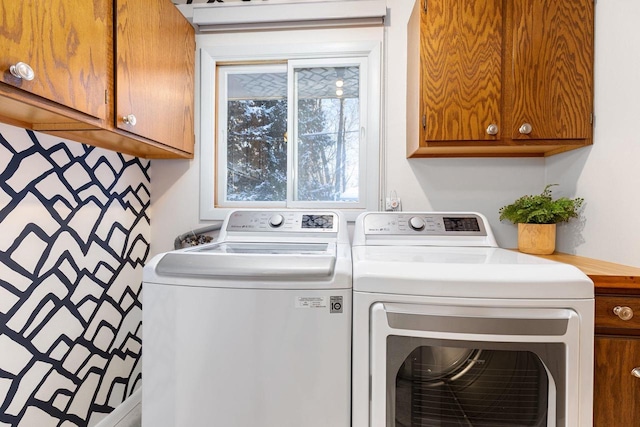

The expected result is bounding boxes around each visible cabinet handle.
[632,368,640,378]
[9,62,35,81]
[613,306,634,321]
[486,124,499,136]
[518,123,532,135]
[122,114,137,126]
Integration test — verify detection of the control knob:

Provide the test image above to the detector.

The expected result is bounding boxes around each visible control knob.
[269,214,285,228]
[408,216,425,231]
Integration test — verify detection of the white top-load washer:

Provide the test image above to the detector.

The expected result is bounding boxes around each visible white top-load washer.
[143,210,351,427]
[351,212,594,427]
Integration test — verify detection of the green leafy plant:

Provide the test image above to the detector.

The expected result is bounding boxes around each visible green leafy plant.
[499,184,584,224]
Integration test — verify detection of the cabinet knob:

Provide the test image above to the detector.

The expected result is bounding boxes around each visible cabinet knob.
[486,124,499,136]
[632,368,640,378]
[613,306,634,321]
[518,123,532,135]
[122,114,137,126]
[9,62,35,81]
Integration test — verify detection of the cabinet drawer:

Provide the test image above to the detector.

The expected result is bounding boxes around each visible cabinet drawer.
[596,296,640,330]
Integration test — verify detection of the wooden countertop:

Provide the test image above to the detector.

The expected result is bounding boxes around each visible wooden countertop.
[534,253,640,292]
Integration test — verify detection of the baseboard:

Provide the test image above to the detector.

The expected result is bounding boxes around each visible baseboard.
[94,388,142,427]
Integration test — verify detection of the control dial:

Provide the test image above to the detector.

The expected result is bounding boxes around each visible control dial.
[268,214,285,228]
[408,216,425,231]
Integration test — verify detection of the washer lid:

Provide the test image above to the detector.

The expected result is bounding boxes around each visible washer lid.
[155,241,337,279]
[352,246,593,299]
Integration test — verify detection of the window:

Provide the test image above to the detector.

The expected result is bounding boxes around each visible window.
[218,64,288,204]
[218,58,365,208]
[199,35,381,220]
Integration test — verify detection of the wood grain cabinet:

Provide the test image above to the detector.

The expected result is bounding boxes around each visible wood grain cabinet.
[594,292,640,426]
[0,0,194,159]
[410,0,594,157]
[593,336,640,426]
[0,0,112,127]
[537,253,640,426]
[114,0,195,154]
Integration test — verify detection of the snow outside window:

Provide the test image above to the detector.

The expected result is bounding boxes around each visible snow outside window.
[217,59,365,209]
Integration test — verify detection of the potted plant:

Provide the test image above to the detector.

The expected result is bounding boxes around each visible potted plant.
[499,184,584,255]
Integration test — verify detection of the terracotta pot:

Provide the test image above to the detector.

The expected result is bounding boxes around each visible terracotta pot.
[517,223,556,255]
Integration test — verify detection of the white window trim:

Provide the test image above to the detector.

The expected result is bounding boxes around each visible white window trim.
[199,39,382,221]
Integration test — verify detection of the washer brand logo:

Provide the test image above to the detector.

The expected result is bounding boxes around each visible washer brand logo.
[330,296,343,313]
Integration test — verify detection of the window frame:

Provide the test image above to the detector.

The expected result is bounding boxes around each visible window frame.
[199,37,382,221]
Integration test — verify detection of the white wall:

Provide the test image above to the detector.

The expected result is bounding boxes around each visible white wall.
[547,0,640,267]
[154,0,640,267]
[149,156,199,255]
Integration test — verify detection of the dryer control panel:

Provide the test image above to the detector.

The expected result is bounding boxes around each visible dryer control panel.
[354,212,497,248]
[362,212,487,236]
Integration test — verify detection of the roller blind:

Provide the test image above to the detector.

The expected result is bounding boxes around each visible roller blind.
[191,0,387,32]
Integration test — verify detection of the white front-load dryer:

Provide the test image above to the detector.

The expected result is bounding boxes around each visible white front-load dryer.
[351,212,594,427]
[143,210,352,427]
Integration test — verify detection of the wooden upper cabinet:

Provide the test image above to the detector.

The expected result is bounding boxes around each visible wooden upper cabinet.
[1,0,109,120]
[115,0,195,154]
[0,0,194,158]
[509,0,594,141]
[413,0,594,157]
[421,0,502,142]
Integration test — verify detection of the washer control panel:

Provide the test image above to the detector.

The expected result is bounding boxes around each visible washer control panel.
[363,212,487,236]
[226,210,338,233]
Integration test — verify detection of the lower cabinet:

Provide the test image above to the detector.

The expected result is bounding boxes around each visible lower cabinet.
[534,253,640,425]
[594,291,640,426]
[593,336,640,426]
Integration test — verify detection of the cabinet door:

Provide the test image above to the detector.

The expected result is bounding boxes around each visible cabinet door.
[594,337,640,426]
[1,0,109,119]
[421,0,502,142]
[115,0,195,154]
[510,0,594,140]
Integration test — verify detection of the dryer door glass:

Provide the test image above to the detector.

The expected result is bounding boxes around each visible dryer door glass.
[387,336,555,427]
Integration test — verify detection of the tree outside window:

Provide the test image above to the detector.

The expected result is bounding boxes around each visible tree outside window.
[218,62,362,207]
